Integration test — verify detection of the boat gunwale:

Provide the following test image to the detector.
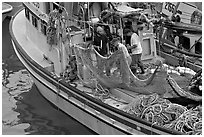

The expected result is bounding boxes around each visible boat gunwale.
[9,6,185,135]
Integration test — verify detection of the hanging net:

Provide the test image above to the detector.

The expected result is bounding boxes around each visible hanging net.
[74,43,172,95]
[46,9,59,45]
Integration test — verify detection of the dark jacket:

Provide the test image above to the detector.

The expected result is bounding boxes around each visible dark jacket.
[94,33,108,56]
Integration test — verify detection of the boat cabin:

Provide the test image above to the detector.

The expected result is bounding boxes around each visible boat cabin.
[162,2,202,25]
[161,2,202,55]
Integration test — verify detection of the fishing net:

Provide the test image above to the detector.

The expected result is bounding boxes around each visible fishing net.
[46,9,60,45]
[122,93,202,135]
[123,93,187,123]
[73,43,169,95]
[164,106,202,135]
[47,8,69,45]
[74,43,128,88]
[74,43,97,88]
[47,27,58,45]
[167,74,202,102]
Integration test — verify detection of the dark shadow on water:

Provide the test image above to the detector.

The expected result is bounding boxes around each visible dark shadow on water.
[14,85,96,135]
[2,18,15,59]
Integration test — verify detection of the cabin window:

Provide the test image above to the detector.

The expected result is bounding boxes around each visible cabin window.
[41,20,47,35]
[32,15,38,29]
[25,8,30,20]
[195,42,202,54]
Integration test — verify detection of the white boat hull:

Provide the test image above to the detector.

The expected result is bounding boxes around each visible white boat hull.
[33,77,126,135]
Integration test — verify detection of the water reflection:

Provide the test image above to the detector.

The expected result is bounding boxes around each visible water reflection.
[2,59,95,134]
[2,58,33,134]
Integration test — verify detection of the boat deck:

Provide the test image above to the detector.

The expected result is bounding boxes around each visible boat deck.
[73,80,153,111]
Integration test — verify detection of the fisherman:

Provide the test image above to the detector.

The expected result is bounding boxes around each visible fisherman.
[110,37,132,66]
[93,26,110,75]
[124,25,145,75]
[93,26,109,56]
[123,20,133,53]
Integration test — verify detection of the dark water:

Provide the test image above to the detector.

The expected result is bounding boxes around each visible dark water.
[2,3,96,135]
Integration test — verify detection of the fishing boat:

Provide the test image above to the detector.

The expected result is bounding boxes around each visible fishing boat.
[10,2,202,135]
[151,2,202,72]
[2,2,13,21]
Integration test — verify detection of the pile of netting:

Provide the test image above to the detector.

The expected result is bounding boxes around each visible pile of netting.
[122,93,202,135]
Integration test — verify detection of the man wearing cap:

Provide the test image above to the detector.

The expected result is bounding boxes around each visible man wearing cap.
[125,27,145,74]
